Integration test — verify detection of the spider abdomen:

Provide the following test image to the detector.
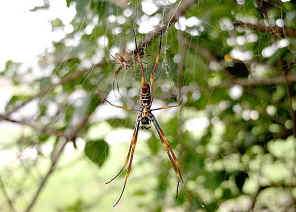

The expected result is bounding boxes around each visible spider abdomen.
[140,117,151,129]
[140,83,151,107]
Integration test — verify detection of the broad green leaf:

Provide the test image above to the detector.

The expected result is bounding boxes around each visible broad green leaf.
[84,139,109,167]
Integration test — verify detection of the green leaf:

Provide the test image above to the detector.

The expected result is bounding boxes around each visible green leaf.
[84,139,109,167]
[37,76,51,90]
[146,135,160,155]
[76,0,90,17]
[38,134,50,143]
[106,118,133,128]
[91,0,107,18]
[51,18,64,30]
[5,95,32,112]
[133,189,146,196]
[66,0,74,7]
[204,170,230,190]
[65,199,84,212]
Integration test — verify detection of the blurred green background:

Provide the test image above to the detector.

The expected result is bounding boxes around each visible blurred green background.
[1,0,296,211]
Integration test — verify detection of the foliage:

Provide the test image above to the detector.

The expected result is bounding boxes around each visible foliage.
[84,139,109,167]
[1,0,296,212]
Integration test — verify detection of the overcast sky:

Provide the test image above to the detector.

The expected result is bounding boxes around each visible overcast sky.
[0,0,75,70]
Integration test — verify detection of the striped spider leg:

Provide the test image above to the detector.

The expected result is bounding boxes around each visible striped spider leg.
[105,117,141,207]
[150,113,183,196]
[105,28,183,207]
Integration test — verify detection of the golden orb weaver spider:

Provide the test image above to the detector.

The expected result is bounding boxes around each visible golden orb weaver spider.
[105,28,183,207]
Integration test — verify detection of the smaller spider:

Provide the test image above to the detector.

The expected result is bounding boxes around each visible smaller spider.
[111,46,145,92]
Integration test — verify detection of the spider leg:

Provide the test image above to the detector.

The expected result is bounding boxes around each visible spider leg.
[150,30,163,100]
[110,54,117,61]
[151,100,183,111]
[104,99,137,111]
[112,119,140,207]
[136,54,146,87]
[105,119,139,184]
[133,28,146,87]
[150,113,183,198]
[112,66,123,92]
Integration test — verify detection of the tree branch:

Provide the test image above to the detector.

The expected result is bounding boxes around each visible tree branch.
[139,0,195,50]
[215,74,296,88]
[0,176,17,212]
[0,87,104,152]
[250,184,296,211]
[234,21,296,37]
[6,0,194,118]
[6,0,195,117]
[23,109,94,212]
[5,63,103,116]
[0,114,64,137]
[23,140,67,212]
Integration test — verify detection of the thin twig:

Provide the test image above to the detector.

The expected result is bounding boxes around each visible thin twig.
[177,32,186,103]
[0,176,18,212]
[281,61,296,137]
[234,21,296,37]
[176,31,186,190]
[165,0,184,32]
